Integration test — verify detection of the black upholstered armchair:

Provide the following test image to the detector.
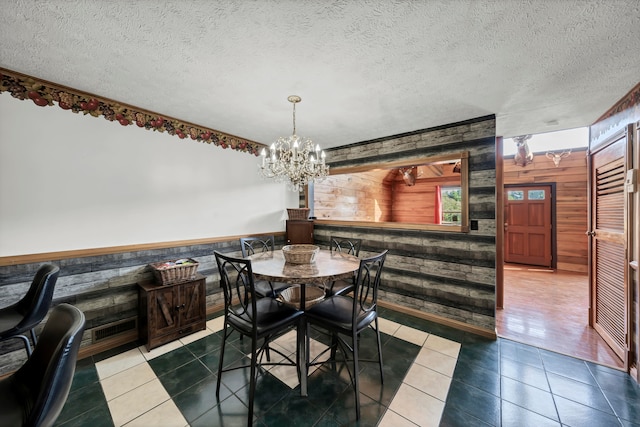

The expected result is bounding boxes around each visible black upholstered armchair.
[0,263,60,356]
[0,303,86,427]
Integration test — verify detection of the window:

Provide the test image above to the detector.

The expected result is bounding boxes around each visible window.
[507,190,524,200]
[528,189,545,200]
[441,187,462,224]
[310,152,470,232]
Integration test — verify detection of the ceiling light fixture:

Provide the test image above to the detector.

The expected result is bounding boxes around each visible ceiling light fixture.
[259,95,329,192]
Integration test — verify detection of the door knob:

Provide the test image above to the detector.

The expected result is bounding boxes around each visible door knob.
[586,231,596,236]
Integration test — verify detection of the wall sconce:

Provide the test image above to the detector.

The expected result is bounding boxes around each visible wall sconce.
[545,149,571,167]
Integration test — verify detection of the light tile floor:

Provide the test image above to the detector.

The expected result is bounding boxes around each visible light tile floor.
[92,315,459,426]
[54,306,640,426]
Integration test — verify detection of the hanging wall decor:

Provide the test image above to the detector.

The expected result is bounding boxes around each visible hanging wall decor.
[513,134,533,167]
[0,68,263,156]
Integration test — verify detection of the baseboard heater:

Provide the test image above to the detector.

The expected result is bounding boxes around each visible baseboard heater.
[91,318,138,343]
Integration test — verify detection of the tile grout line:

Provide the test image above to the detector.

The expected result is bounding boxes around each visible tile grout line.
[97,315,460,426]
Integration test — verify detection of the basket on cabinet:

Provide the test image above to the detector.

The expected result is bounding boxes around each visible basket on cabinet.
[286,208,310,220]
[149,258,199,285]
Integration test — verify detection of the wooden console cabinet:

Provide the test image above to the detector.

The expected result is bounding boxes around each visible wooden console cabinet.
[286,219,314,244]
[138,274,206,351]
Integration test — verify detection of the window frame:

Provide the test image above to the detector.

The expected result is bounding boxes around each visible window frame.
[308,152,470,233]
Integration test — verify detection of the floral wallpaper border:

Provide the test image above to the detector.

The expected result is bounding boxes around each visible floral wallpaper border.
[590,81,640,148]
[0,68,263,156]
[595,81,640,123]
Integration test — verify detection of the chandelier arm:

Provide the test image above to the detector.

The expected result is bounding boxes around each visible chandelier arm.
[258,96,329,191]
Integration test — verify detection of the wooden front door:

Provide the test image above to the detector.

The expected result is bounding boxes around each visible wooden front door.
[505,185,552,267]
[589,131,629,365]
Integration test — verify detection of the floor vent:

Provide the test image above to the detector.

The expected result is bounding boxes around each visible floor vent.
[92,318,137,343]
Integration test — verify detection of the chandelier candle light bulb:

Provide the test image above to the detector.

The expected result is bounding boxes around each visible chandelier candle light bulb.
[258,95,329,192]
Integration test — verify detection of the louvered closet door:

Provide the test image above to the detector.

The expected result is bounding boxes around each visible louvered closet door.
[591,135,628,363]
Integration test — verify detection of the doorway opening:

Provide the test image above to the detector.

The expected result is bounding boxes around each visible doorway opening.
[497,129,623,368]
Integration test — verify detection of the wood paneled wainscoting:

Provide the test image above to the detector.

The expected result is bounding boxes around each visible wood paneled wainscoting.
[0,234,287,376]
[498,263,623,369]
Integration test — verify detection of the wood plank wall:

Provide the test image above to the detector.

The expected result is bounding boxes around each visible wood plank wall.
[503,148,588,272]
[314,115,497,333]
[314,169,392,221]
[392,176,460,223]
[0,236,285,375]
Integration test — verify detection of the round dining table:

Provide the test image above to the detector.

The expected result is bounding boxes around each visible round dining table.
[248,249,360,286]
[247,249,360,396]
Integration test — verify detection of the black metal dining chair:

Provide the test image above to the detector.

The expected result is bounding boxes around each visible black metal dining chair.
[240,236,292,298]
[0,303,85,427]
[305,249,388,420]
[326,236,362,296]
[214,250,303,426]
[0,263,60,356]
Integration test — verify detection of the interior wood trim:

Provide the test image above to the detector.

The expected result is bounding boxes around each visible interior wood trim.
[329,151,470,175]
[378,300,497,340]
[496,136,504,309]
[0,232,286,266]
[69,299,497,366]
[313,219,468,233]
[76,302,225,361]
[77,330,139,360]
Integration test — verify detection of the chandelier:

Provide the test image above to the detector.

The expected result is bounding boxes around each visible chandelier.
[259,95,329,192]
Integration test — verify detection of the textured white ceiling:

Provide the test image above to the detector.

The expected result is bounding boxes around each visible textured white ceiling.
[1,0,639,149]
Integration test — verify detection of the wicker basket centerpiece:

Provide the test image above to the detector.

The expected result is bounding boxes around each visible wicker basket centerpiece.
[277,285,325,308]
[282,244,319,264]
[286,208,310,220]
[149,258,198,285]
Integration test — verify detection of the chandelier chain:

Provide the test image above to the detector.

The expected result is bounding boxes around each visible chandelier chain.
[292,101,296,135]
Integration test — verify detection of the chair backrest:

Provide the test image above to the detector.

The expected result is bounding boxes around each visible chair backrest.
[240,236,276,258]
[14,303,85,427]
[329,236,362,257]
[214,251,258,327]
[16,263,60,330]
[352,250,388,320]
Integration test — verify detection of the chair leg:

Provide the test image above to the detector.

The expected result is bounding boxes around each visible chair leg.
[352,332,361,420]
[29,328,38,347]
[248,337,258,426]
[374,318,384,384]
[297,318,303,383]
[330,333,338,360]
[216,323,229,398]
[305,322,311,367]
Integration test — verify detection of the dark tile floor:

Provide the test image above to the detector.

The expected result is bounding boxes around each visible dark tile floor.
[54,307,640,426]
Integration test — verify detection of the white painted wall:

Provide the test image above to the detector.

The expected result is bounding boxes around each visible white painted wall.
[503,127,589,156]
[0,94,297,256]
